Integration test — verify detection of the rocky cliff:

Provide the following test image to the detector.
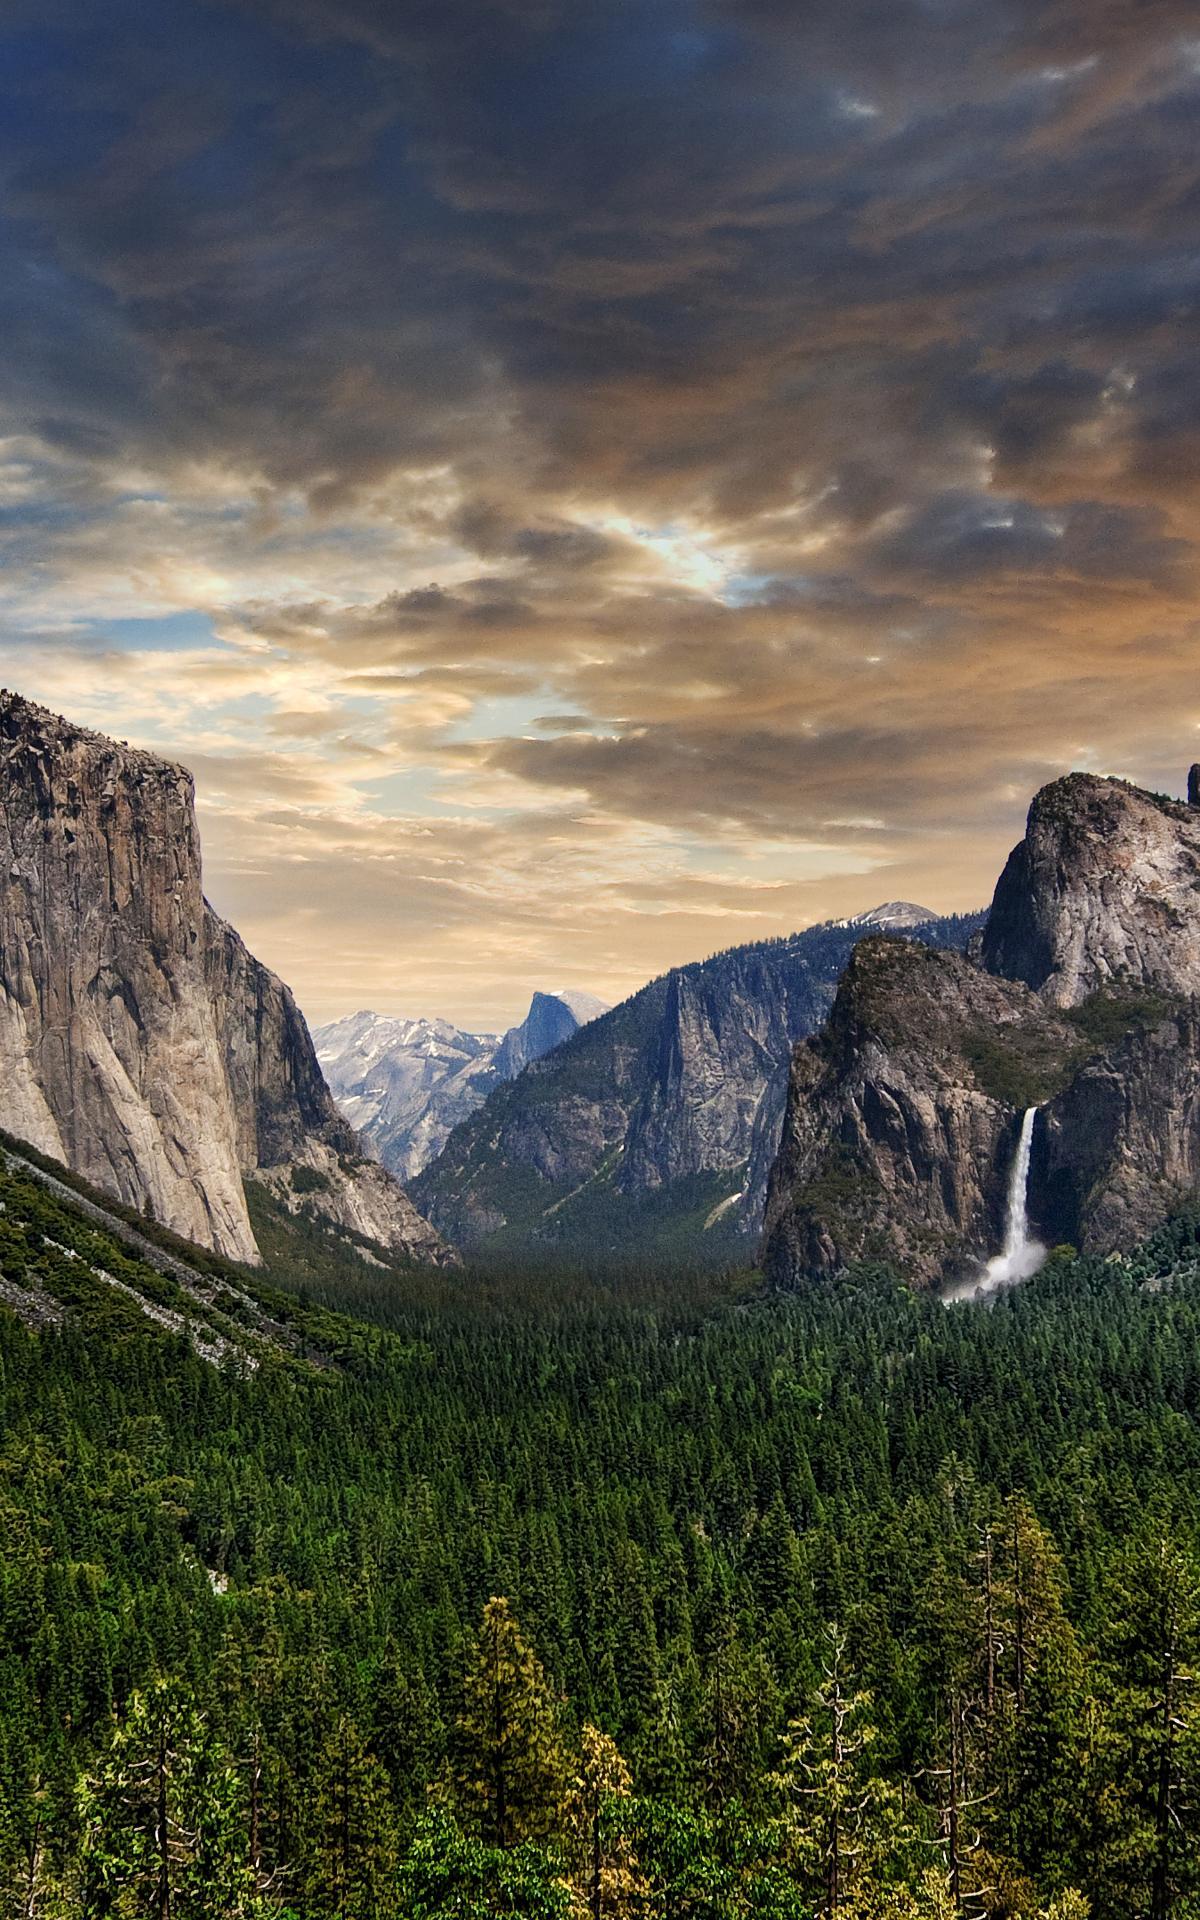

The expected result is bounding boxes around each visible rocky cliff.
[315,989,608,1180]
[413,909,982,1260]
[981,773,1200,1005]
[762,938,1083,1288]
[0,693,449,1267]
[764,766,1200,1289]
[493,989,608,1080]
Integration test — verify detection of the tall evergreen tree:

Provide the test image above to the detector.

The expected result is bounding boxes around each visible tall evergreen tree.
[453,1598,570,1850]
[772,1626,907,1916]
[568,1724,642,1920]
[302,1713,396,1920]
[77,1681,257,1920]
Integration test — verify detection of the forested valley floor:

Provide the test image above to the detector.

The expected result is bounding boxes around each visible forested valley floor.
[3,1153,1200,1917]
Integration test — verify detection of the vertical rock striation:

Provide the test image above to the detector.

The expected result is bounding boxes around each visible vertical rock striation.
[0,693,449,1266]
[765,767,1200,1289]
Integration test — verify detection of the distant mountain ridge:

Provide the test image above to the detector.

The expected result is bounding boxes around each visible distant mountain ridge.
[840,900,951,931]
[315,988,610,1180]
[412,907,983,1261]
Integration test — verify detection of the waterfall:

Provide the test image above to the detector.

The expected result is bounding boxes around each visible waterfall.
[998,1105,1038,1269]
[945,1106,1046,1303]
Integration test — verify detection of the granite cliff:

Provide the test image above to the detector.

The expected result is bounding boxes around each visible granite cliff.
[981,773,1200,1005]
[764,767,1200,1289]
[0,694,449,1267]
[413,907,982,1260]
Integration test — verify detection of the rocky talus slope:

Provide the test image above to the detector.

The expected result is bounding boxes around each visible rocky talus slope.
[0,693,449,1267]
[764,768,1200,1288]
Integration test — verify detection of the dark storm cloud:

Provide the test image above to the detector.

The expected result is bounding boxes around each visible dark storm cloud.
[3,0,1195,510]
[1,0,1198,1017]
[867,494,1186,589]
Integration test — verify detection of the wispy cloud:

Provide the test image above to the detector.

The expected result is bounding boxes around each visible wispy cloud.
[0,0,1197,1023]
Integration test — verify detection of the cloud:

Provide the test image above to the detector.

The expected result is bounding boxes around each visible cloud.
[0,0,1197,1023]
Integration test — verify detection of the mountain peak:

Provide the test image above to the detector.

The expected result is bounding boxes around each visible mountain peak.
[549,987,611,1024]
[849,901,938,931]
[315,987,609,1180]
[981,767,1200,1006]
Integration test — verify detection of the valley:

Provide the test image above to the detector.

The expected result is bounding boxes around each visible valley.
[5,3,1194,1912]
[5,696,1200,1916]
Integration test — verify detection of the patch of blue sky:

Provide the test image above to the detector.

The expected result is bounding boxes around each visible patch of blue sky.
[440,691,554,745]
[88,612,219,652]
[720,571,780,606]
[359,764,455,821]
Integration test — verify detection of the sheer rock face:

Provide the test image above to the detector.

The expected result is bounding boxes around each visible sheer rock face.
[413,911,982,1255]
[0,693,449,1267]
[494,992,583,1080]
[619,952,817,1193]
[981,774,1200,1007]
[1038,1006,1200,1254]
[765,769,1200,1289]
[762,939,1079,1289]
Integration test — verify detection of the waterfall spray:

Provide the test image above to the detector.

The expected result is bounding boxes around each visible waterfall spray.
[944,1106,1046,1304]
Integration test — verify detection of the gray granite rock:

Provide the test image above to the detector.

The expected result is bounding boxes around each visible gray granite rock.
[0,693,450,1267]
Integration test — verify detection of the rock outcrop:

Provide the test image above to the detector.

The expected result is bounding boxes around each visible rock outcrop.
[762,939,1082,1288]
[981,775,1200,1006]
[0,693,450,1267]
[493,989,608,1080]
[413,910,983,1259]
[765,766,1200,1289]
[1037,1004,1200,1254]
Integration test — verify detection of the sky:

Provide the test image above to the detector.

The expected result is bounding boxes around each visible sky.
[0,0,1198,1029]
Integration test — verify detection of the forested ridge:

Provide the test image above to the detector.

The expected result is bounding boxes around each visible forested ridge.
[3,1152,1200,1916]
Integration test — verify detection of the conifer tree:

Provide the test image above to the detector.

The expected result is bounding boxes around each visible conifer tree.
[1096,1534,1200,1920]
[772,1626,906,1916]
[568,1725,642,1920]
[453,1597,570,1850]
[302,1712,396,1920]
[77,1680,257,1920]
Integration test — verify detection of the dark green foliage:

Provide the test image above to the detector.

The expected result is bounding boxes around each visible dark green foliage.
[960,984,1187,1110]
[290,1166,332,1196]
[958,1025,1086,1109]
[1066,987,1180,1049]
[3,1155,1200,1911]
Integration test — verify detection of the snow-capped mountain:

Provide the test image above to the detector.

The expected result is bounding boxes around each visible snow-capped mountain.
[840,901,939,931]
[314,990,609,1179]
